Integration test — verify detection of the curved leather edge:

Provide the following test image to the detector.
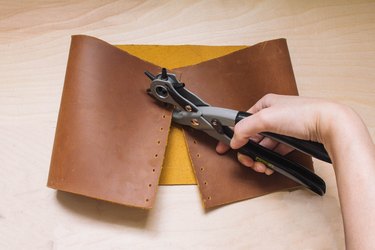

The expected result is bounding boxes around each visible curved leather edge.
[174,39,313,208]
[47,35,172,209]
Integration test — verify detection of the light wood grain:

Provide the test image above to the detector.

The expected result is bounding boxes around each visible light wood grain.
[1,1,375,249]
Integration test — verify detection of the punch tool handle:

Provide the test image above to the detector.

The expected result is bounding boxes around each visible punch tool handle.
[235,112,332,163]
[223,127,326,195]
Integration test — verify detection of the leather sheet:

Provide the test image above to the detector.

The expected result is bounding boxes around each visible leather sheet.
[173,39,313,207]
[47,36,171,209]
[48,35,313,209]
[117,44,247,185]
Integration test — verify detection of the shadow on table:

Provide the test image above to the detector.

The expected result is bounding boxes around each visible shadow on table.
[56,191,150,229]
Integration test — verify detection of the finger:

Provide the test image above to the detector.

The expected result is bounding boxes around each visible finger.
[264,168,274,175]
[237,153,275,175]
[273,143,294,156]
[216,141,230,154]
[253,161,267,173]
[237,153,255,168]
[251,161,274,175]
[231,110,273,149]
[249,134,264,143]
[231,94,283,149]
[248,93,281,114]
[258,137,278,150]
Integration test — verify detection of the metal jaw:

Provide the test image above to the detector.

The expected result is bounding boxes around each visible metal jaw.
[146,68,238,145]
[147,69,205,111]
[173,107,238,145]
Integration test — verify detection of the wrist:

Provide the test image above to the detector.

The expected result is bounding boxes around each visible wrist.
[319,103,368,165]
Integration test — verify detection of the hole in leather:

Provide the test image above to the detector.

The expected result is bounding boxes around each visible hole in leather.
[196,153,200,158]
[162,115,166,119]
[160,127,164,131]
[152,169,156,172]
[155,154,158,158]
[193,140,197,144]
[207,196,212,200]
[200,167,204,171]
[149,184,152,187]
[146,198,149,202]
[204,181,207,185]
[157,140,161,144]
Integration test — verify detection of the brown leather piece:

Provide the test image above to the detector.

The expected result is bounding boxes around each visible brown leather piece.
[48,36,314,209]
[47,35,172,209]
[173,39,313,208]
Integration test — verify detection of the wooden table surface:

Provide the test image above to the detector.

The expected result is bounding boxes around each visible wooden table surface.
[1,1,374,249]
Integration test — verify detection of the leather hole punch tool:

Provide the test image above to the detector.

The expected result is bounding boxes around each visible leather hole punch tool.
[145,68,331,196]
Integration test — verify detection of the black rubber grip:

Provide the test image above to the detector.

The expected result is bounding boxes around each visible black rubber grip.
[223,127,326,195]
[235,111,331,163]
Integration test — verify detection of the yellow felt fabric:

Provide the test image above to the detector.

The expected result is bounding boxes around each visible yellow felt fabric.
[117,44,247,185]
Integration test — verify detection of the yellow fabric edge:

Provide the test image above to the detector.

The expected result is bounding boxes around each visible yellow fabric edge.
[116,44,247,185]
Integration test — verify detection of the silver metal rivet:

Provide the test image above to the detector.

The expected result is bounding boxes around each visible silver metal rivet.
[185,105,192,112]
[191,119,199,126]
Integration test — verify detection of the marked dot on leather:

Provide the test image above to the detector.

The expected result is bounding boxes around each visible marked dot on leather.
[146,198,149,202]
[148,184,152,187]
[160,127,164,131]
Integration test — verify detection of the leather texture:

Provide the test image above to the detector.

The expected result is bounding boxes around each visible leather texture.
[47,35,172,209]
[116,44,247,185]
[173,39,313,207]
[48,35,314,209]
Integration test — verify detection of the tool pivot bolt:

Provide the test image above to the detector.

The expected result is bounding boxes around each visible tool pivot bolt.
[191,119,200,126]
[185,105,192,112]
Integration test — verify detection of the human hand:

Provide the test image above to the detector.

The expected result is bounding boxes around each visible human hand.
[216,94,338,175]
[218,94,375,249]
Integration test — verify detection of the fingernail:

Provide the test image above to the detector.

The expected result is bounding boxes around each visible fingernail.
[254,163,266,172]
[238,154,252,167]
[238,154,247,165]
[265,168,274,175]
